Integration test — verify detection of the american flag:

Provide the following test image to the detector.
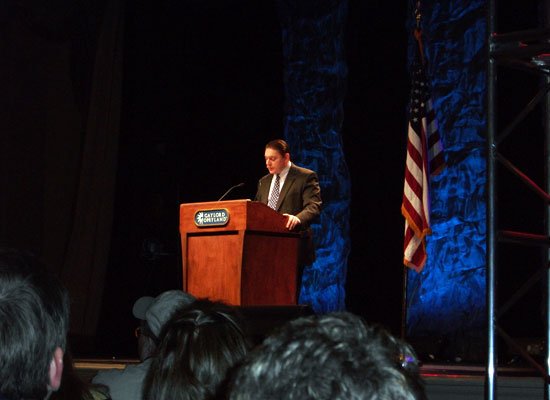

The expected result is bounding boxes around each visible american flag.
[402,60,444,272]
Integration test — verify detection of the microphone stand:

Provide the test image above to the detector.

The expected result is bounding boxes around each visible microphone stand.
[218,182,245,201]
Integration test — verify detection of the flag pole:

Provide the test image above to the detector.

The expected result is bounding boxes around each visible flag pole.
[401,0,424,341]
[401,268,408,340]
[413,1,425,64]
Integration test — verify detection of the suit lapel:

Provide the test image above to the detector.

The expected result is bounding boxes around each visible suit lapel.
[260,175,272,203]
[277,166,296,210]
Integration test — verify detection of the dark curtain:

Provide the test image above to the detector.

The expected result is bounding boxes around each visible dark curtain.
[0,0,123,337]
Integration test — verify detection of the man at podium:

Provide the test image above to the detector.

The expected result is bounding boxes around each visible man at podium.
[255,139,322,275]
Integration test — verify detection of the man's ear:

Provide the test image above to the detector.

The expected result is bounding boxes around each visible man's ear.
[48,347,64,391]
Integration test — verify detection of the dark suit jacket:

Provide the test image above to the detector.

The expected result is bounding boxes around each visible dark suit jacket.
[255,164,322,267]
[255,163,322,229]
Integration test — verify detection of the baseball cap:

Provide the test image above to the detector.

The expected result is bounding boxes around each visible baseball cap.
[132,290,196,338]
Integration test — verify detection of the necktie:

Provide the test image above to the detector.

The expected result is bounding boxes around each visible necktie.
[268,174,280,210]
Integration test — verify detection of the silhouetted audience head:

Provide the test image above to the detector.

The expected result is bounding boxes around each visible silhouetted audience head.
[0,248,70,400]
[91,290,196,400]
[229,312,426,400]
[132,290,196,361]
[143,299,250,400]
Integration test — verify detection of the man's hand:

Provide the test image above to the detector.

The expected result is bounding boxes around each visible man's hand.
[283,214,301,230]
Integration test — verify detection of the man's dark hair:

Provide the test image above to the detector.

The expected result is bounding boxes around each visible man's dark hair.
[0,248,70,400]
[143,299,250,400]
[229,312,426,400]
[265,139,290,157]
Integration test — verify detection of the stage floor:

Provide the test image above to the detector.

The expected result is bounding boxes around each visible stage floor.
[421,363,545,400]
[76,360,546,399]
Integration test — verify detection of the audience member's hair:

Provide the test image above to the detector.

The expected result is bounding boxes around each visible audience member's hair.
[143,299,250,400]
[229,312,426,400]
[0,248,70,400]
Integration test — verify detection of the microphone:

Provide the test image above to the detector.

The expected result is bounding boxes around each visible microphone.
[218,182,245,201]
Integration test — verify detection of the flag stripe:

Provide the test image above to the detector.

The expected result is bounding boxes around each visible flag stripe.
[402,60,445,272]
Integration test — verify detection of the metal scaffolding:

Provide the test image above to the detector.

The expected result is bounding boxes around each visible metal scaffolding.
[486,1,550,399]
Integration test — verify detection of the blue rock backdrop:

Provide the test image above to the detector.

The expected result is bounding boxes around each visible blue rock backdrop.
[404,0,487,359]
[278,0,351,313]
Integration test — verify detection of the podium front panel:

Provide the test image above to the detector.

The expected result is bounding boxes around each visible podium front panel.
[241,232,299,305]
[186,232,243,304]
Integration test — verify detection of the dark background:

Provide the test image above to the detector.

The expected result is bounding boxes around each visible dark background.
[94,0,410,358]
[1,0,544,361]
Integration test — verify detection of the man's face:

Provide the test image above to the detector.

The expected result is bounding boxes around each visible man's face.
[136,320,157,361]
[265,147,289,175]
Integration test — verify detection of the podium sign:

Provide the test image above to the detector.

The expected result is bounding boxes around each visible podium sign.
[179,200,300,305]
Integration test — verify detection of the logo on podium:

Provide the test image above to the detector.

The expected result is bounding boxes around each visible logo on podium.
[194,209,230,227]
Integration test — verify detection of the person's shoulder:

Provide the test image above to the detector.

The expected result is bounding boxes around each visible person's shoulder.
[92,367,123,384]
[290,164,317,176]
[92,360,150,384]
[92,360,151,400]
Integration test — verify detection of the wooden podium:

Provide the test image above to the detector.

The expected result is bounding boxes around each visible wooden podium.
[179,200,301,305]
